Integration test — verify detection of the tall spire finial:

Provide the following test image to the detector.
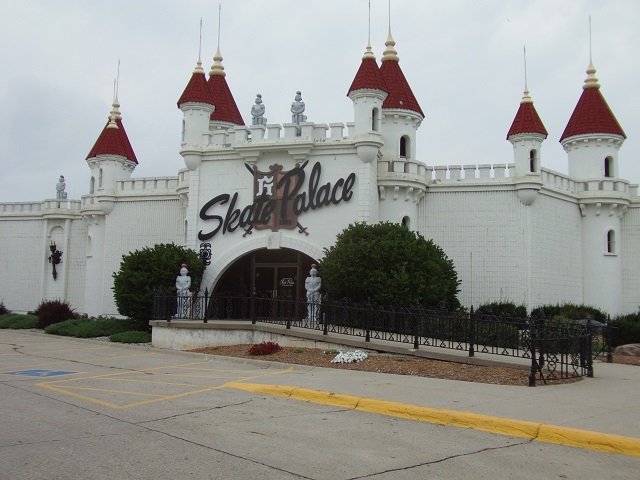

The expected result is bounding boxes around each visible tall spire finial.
[111,61,122,120]
[209,4,225,77]
[217,3,221,51]
[520,45,532,103]
[363,0,374,59]
[382,0,398,62]
[116,59,120,99]
[584,15,600,89]
[194,18,204,73]
[589,15,593,63]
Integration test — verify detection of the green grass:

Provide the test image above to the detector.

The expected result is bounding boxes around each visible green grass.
[44,318,139,338]
[0,314,38,329]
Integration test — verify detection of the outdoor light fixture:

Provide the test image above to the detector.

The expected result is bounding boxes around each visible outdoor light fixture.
[48,241,63,280]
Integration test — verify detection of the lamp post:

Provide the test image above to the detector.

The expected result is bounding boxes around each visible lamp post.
[48,242,63,280]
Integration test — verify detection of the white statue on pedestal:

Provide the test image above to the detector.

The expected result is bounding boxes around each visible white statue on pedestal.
[251,94,267,125]
[305,264,321,322]
[56,175,67,200]
[175,264,191,318]
[291,91,307,124]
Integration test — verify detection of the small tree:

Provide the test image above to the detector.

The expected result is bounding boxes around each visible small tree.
[320,222,460,308]
[112,243,203,327]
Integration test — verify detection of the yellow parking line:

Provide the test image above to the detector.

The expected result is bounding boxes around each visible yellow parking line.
[226,383,640,458]
[60,386,167,397]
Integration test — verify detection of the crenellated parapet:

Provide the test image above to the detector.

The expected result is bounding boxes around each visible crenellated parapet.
[0,199,82,218]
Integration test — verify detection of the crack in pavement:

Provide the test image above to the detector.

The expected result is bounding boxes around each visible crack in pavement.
[345,439,535,479]
[2,382,313,479]
[135,400,254,424]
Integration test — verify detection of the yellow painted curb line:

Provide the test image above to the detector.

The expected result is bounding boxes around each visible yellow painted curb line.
[227,382,640,458]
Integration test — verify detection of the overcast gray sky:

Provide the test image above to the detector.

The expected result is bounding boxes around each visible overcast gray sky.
[0,0,637,202]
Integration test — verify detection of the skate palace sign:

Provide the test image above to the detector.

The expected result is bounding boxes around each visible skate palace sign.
[198,161,356,240]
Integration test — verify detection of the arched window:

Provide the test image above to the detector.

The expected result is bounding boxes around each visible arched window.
[371,107,380,132]
[607,229,616,254]
[529,149,538,173]
[401,216,410,229]
[181,120,186,142]
[400,135,410,158]
[98,168,103,188]
[604,156,614,178]
[89,176,95,194]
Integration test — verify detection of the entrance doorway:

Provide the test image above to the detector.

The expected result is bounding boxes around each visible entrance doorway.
[213,248,317,300]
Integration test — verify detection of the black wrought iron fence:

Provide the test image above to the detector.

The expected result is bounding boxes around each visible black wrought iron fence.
[152,292,613,385]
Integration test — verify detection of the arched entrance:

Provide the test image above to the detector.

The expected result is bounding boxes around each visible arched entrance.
[213,248,317,299]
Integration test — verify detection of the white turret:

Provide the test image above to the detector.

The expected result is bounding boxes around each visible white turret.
[561,60,628,314]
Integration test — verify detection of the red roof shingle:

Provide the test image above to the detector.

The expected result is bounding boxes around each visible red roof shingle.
[207,74,244,125]
[379,60,424,117]
[347,57,388,96]
[507,102,548,139]
[560,87,626,141]
[86,118,138,164]
[177,70,215,107]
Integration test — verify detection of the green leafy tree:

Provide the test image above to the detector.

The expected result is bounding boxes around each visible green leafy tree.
[112,243,203,326]
[320,222,460,308]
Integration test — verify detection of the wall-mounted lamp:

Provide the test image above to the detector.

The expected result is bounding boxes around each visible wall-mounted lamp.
[48,241,63,280]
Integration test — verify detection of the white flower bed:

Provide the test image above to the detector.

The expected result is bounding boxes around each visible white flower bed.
[331,350,368,364]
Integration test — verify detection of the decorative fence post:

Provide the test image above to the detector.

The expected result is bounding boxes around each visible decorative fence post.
[250,290,256,324]
[365,300,371,342]
[203,288,209,324]
[323,294,329,336]
[528,316,537,387]
[468,306,475,357]
[412,303,419,350]
[606,317,614,363]
[586,318,594,377]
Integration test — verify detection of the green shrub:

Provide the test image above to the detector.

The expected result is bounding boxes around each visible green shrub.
[612,314,640,347]
[34,299,77,329]
[45,318,137,338]
[109,331,151,343]
[112,243,203,328]
[248,341,282,355]
[320,222,460,308]
[0,314,38,329]
[0,302,10,315]
[475,301,527,319]
[531,303,607,322]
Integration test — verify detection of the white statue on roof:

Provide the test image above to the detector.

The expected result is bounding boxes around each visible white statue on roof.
[251,94,267,125]
[291,91,307,124]
[56,175,67,200]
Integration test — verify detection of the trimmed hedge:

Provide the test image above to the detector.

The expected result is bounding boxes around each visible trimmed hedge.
[0,314,38,329]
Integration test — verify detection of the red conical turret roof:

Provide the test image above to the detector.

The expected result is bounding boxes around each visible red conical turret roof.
[86,102,138,164]
[379,31,424,117]
[207,48,244,125]
[347,45,388,95]
[507,88,548,139]
[560,62,626,141]
[177,60,215,107]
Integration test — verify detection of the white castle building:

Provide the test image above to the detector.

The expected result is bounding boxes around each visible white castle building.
[0,28,638,318]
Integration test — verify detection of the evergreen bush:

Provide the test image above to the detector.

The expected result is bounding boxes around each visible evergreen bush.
[0,314,38,329]
[109,331,151,343]
[320,222,460,308]
[45,318,137,337]
[611,313,640,347]
[0,301,10,315]
[475,301,527,320]
[531,303,607,322]
[112,243,203,328]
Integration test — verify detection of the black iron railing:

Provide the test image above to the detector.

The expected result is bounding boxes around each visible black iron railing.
[153,292,612,386]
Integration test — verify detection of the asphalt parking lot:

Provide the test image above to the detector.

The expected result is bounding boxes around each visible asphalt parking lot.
[1,331,639,479]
